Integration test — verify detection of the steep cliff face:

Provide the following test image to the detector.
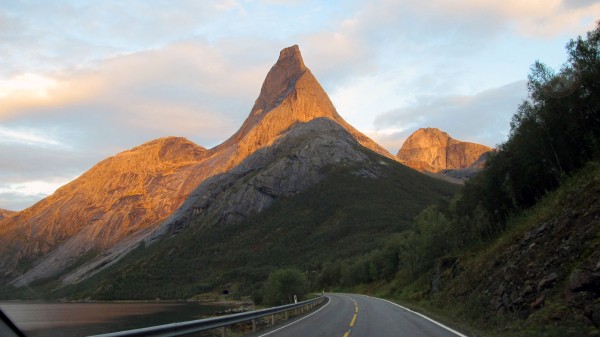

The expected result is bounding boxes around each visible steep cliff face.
[1,45,396,287]
[397,128,492,174]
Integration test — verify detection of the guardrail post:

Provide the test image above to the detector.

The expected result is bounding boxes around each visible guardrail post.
[271,314,275,326]
[221,326,226,337]
[252,319,256,332]
[285,310,288,320]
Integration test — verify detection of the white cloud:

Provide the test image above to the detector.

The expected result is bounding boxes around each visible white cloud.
[213,0,245,12]
[0,178,72,197]
[0,177,76,211]
[0,73,59,98]
[0,125,63,147]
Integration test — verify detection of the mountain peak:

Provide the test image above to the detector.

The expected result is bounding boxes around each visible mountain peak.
[212,44,393,164]
[278,44,304,68]
[407,128,451,146]
[250,44,307,117]
[397,128,492,173]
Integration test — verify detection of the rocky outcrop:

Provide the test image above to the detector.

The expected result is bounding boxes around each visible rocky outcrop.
[0,45,396,287]
[0,209,15,221]
[397,128,492,176]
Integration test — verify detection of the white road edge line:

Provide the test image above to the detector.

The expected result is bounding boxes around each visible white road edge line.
[257,296,331,337]
[364,295,468,337]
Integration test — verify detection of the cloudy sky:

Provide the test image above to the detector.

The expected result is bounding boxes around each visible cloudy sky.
[1,0,599,211]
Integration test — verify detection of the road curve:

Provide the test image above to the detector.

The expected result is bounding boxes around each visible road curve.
[252,293,466,337]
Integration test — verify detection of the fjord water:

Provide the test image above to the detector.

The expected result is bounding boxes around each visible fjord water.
[0,301,238,337]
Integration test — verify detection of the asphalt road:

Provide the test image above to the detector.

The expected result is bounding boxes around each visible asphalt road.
[251,293,467,337]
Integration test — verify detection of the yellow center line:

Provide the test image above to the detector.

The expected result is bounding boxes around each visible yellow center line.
[343,298,359,336]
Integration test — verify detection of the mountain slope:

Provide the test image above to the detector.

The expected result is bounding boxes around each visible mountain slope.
[0,137,208,284]
[56,119,458,300]
[0,44,398,288]
[397,128,491,178]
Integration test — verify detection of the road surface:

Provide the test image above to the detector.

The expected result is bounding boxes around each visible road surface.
[251,293,466,337]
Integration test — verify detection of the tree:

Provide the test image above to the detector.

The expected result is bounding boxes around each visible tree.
[454,21,600,236]
[262,268,309,305]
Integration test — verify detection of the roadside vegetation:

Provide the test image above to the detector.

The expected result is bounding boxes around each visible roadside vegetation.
[261,268,309,306]
[326,22,600,337]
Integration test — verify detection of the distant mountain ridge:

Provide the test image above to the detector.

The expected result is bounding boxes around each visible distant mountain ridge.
[397,127,492,180]
[0,45,399,288]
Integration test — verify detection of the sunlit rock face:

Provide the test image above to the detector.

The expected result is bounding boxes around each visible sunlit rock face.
[0,209,15,221]
[212,44,393,168]
[0,137,209,285]
[0,45,394,287]
[397,128,492,174]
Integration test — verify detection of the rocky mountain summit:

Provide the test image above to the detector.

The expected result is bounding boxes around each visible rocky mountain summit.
[397,128,492,180]
[0,45,396,288]
[212,44,392,167]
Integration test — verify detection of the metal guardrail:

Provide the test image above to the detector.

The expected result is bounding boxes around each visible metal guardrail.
[87,295,326,337]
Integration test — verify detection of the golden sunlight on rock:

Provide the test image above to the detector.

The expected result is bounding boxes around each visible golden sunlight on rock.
[397,127,492,173]
[0,45,395,286]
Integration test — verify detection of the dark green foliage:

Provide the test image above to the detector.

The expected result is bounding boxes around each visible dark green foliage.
[459,23,600,233]
[262,268,309,305]
[319,205,455,288]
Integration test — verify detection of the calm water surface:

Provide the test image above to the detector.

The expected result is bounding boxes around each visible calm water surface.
[0,301,240,337]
